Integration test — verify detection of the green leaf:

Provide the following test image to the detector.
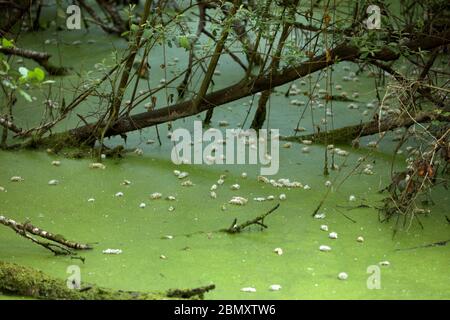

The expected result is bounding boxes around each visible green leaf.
[32,67,45,82]
[178,36,190,50]
[1,38,14,48]
[19,89,32,102]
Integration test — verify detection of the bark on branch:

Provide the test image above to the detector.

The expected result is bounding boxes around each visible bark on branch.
[57,29,450,144]
[0,46,68,75]
[0,215,92,256]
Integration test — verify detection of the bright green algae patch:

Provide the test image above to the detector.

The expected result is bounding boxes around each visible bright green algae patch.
[0,149,449,299]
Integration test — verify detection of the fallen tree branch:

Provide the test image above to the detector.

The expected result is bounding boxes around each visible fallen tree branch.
[0,46,68,75]
[0,215,92,256]
[0,261,212,299]
[281,111,450,144]
[63,29,450,143]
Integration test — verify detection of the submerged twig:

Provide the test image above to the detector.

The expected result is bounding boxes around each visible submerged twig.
[395,239,450,251]
[222,204,280,234]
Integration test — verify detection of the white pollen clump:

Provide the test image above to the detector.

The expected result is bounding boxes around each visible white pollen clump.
[103,249,122,254]
[338,272,348,280]
[150,192,162,199]
[89,163,106,170]
[269,284,282,291]
[273,247,283,255]
[314,213,326,219]
[178,172,189,179]
[229,196,248,206]
[329,232,338,239]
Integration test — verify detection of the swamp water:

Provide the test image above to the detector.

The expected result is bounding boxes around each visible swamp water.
[1,15,449,300]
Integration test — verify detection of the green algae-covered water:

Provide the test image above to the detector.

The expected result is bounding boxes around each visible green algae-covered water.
[1,4,449,300]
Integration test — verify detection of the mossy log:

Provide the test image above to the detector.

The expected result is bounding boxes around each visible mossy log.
[0,262,214,300]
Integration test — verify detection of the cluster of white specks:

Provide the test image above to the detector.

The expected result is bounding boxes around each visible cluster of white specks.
[319,245,331,252]
[102,249,122,254]
[210,191,217,199]
[218,120,228,127]
[177,171,189,179]
[181,180,193,187]
[150,192,162,199]
[273,247,283,256]
[338,272,348,280]
[230,184,240,190]
[291,99,306,106]
[314,212,326,219]
[229,196,248,206]
[89,162,106,170]
[48,179,59,186]
[269,284,282,291]
[362,164,374,175]
[257,176,304,189]
[329,232,338,239]
[122,179,131,186]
